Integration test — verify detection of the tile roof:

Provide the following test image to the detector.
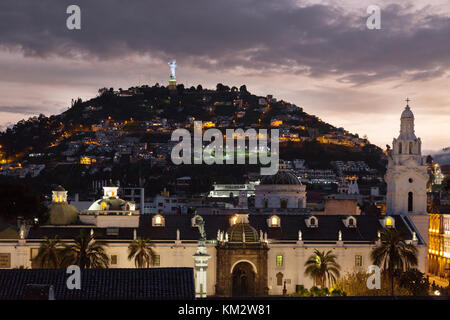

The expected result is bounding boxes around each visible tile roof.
[0,268,194,300]
[26,213,421,244]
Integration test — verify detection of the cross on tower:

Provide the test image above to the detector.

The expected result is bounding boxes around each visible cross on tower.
[406,97,410,105]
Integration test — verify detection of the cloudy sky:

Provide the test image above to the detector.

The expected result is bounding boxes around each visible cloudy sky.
[0,0,449,151]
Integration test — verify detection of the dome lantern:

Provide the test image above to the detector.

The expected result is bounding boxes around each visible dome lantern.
[52,185,67,203]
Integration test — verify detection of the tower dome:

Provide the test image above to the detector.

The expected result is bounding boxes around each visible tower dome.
[255,170,307,209]
[227,223,259,243]
[47,203,79,225]
[401,105,414,119]
[398,102,417,140]
[260,171,301,185]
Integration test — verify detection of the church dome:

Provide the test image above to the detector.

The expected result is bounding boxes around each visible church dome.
[227,223,259,243]
[47,203,79,225]
[88,197,129,211]
[401,105,414,119]
[54,185,66,192]
[260,171,301,185]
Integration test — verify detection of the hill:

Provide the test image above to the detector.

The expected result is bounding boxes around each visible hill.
[0,83,386,196]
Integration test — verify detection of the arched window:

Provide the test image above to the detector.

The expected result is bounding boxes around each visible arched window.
[153,214,165,226]
[264,199,268,209]
[409,142,413,154]
[408,192,413,212]
[306,216,318,228]
[100,202,107,211]
[269,215,280,227]
[276,272,284,286]
[398,142,402,154]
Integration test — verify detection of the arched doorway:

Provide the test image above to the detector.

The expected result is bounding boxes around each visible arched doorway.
[232,262,256,297]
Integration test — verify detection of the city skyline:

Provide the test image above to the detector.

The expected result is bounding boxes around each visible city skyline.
[0,0,450,151]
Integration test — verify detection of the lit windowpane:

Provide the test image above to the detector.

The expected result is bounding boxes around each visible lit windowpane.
[276,255,283,267]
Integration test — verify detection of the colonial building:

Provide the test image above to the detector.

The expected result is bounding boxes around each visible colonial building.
[428,207,450,278]
[0,103,430,297]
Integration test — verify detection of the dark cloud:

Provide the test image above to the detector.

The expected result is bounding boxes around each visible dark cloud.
[0,106,48,115]
[0,1,449,85]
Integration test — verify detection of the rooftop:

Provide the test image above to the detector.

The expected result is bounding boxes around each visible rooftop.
[0,268,194,300]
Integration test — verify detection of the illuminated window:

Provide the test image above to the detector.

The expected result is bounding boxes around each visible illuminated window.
[272,216,278,226]
[269,215,280,227]
[385,216,395,228]
[355,255,363,267]
[153,215,165,227]
[100,202,108,211]
[276,255,283,267]
[232,216,238,225]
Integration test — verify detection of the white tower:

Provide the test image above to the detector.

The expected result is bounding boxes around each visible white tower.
[193,242,210,298]
[192,215,210,298]
[168,60,177,90]
[385,100,428,215]
[385,100,429,247]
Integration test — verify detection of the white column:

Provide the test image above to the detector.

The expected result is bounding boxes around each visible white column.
[193,242,211,298]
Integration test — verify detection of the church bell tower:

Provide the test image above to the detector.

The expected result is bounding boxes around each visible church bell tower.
[385,100,428,215]
[385,100,429,244]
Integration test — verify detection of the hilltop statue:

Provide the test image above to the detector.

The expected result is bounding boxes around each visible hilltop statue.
[168,60,177,79]
[193,214,206,242]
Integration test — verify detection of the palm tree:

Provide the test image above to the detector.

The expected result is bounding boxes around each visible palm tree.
[61,230,109,269]
[128,237,155,268]
[304,249,341,288]
[371,227,418,296]
[33,237,62,268]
